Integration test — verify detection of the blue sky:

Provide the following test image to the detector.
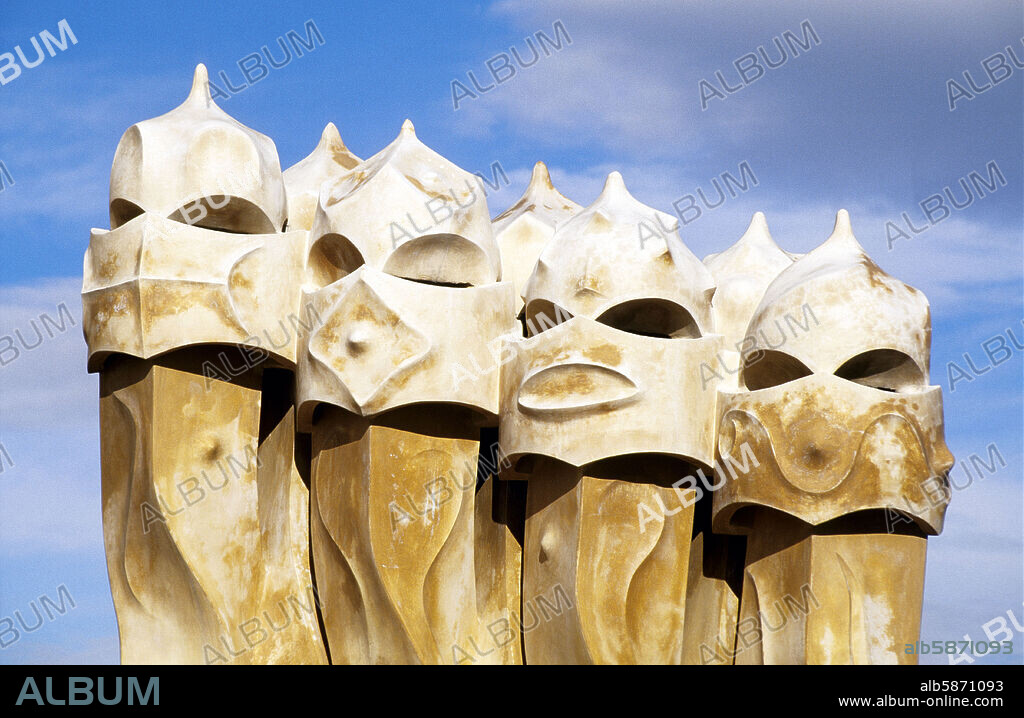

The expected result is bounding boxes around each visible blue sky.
[0,0,1021,664]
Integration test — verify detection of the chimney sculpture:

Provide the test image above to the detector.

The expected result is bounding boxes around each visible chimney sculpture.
[498,172,724,663]
[491,162,581,320]
[82,66,327,664]
[683,212,795,664]
[711,210,954,664]
[84,69,954,665]
[283,123,362,232]
[295,121,522,664]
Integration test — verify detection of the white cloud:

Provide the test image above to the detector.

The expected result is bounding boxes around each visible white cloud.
[0,277,102,556]
[920,474,1024,665]
[0,278,94,433]
[447,3,787,155]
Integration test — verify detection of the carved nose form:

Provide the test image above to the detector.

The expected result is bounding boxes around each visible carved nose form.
[778,412,852,493]
[345,325,371,355]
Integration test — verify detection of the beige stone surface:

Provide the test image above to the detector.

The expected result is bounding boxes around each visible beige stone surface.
[308,120,500,287]
[471,475,524,665]
[712,211,953,535]
[504,172,722,664]
[310,414,521,664]
[709,210,953,665]
[83,214,308,371]
[499,315,723,467]
[713,375,953,534]
[735,512,926,665]
[704,212,793,351]
[502,171,724,468]
[744,210,931,382]
[283,123,361,232]
[492,162,581,316]
[86,61,957,666]
[523,171,715,335]
[90,65,324,665]
[109,65,286,233]
[296,266,516,426]
[296,122,522,663]
[681,510,743,665]
[99,354,326,665]
[522,461,694,664]
[681,213,794,665]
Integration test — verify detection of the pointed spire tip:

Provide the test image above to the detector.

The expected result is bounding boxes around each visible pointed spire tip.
[189,63,212,102]
[401,118,416,134]
[748,211,769,232]
[820,208,869,256]
[319,121,342,146]
[602,171,628,195]
[529,161,553,190]
[832,208,853,235]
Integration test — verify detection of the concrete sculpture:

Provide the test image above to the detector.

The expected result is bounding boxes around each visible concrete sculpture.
[491,161,581,318]
[710,210,954,664]
[283,122,362,232]
[84,67,953,666]
[683,211,794,664]
[295,120,521,664]
[84,65,326,665]
[499,172,725,663]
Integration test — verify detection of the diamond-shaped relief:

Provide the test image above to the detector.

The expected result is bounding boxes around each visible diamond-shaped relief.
[310,278,430,409]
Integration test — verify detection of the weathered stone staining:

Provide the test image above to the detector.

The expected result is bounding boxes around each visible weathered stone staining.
[85,64,326,665]
[84,66,953,665]
[82,214,308,371]
[681,211,795,664]
[296,121,521,664]
[500,172,724,663]
[711,210,954,664]
[97,356,325,665]
[307,119,500,287]
[704,212,793,353]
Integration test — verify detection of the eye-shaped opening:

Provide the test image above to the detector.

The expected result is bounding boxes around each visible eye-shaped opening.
[834,349,924,392]
[742,350,812,391]
[307,233,365,289]
[523,299,573,337]
[596,299,700,338]
[110,199,144,230]
[168,196,276,235]
[383,234,492,287]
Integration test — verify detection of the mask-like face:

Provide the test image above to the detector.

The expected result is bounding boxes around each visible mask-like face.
[295,123,516,427]
[296,266,515,424]
[712,211,954,535]
[109,65,286,234]
[500,172,724,468]
[83,215,307,372]
[306,120,501,289]
[86,68,304,373]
